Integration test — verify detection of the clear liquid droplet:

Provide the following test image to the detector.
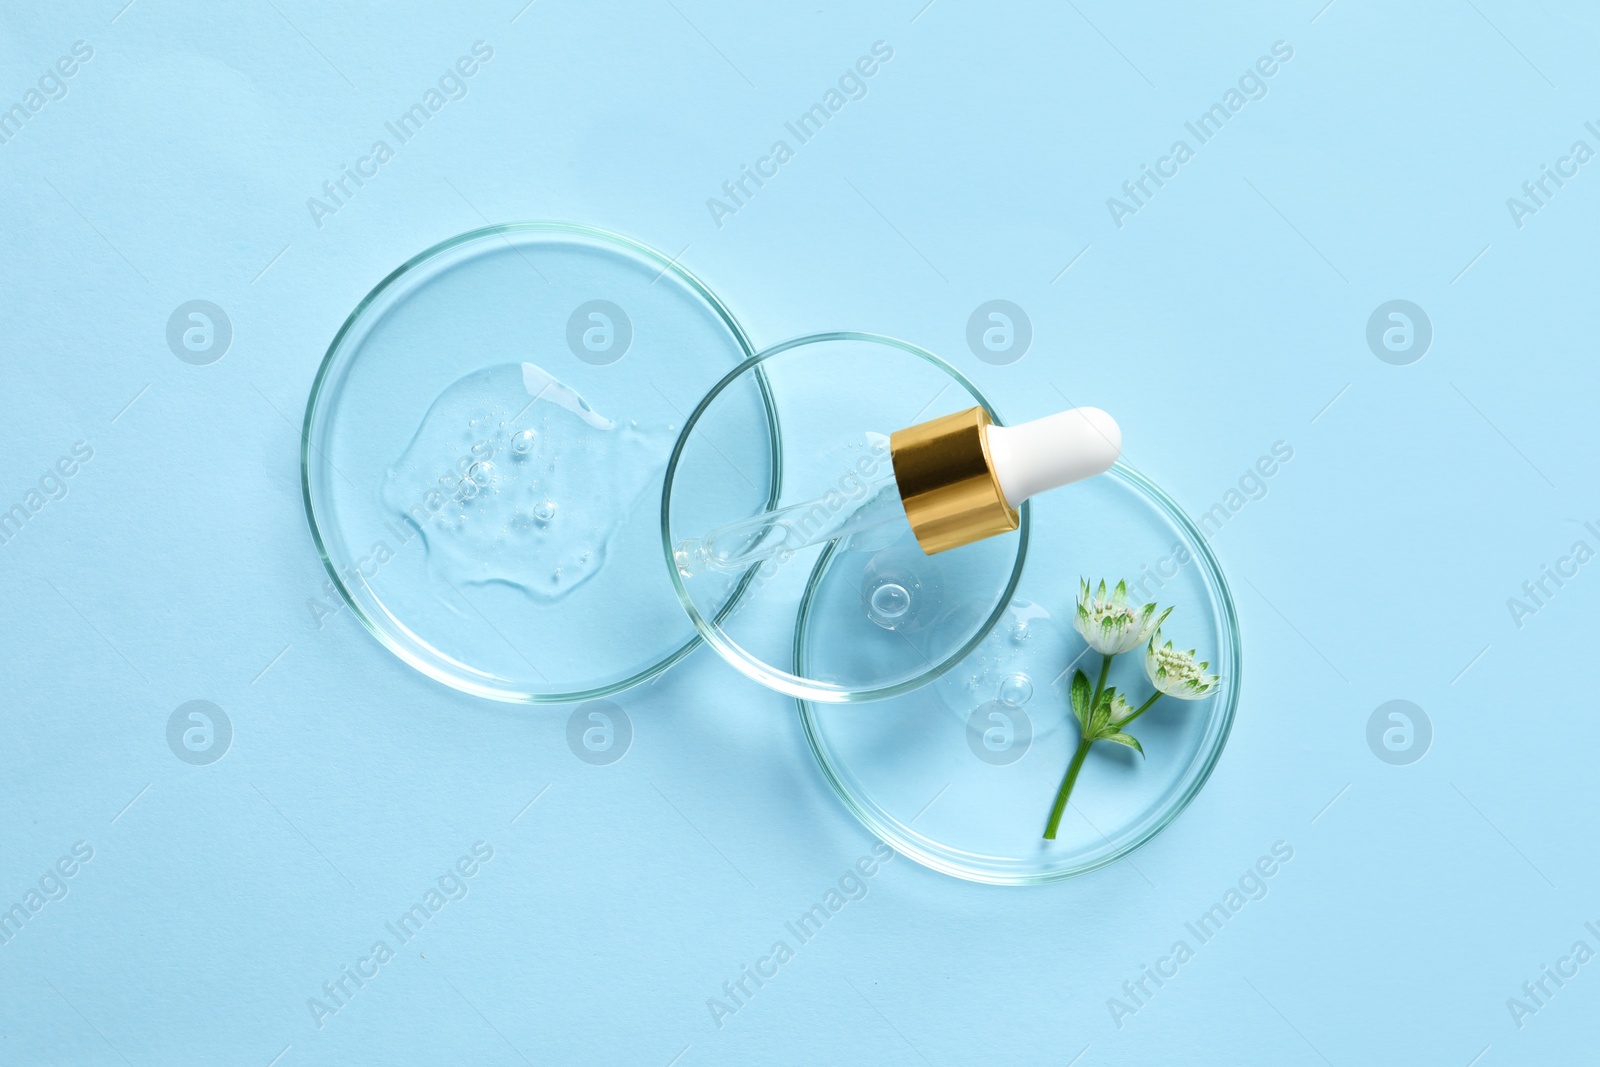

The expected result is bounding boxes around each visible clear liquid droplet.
[867,581,912,628]
[999,673,1033,707]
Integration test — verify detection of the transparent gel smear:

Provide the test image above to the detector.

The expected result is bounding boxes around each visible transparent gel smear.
[380,361,674,601]
[935,597,1073,746]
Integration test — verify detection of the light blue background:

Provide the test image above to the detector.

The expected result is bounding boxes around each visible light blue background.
[1,1,1594,1063]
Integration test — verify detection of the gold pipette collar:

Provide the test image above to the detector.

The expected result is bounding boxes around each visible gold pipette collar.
[889,406,1019,554]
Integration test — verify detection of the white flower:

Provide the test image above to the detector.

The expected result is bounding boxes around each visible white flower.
[1143,633,1220,700]
[1103,689,1136,724]
[1074,579,1170,656]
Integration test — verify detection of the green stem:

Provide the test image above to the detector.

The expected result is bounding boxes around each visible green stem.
[1115,692,1162,730]
[1092,653,1112,708]
[1043,736,1094,840]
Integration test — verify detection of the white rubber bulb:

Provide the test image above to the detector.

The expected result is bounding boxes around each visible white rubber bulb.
[986,407,1121,509]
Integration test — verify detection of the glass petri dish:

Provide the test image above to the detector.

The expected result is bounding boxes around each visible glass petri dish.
[302,223,777,703]
[662,334,1029,704]
[797,463,1240,883]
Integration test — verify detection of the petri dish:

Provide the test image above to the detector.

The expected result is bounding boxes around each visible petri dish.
[661,334,1029,704]
[797,463,1240,883]
[302,223,777,702]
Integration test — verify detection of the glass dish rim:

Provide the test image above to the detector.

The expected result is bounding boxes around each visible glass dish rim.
[795,460,1243,884]
[660,331,1031,704]
[299,220,780,704]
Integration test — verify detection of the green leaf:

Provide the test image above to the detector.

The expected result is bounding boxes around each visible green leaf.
[1070,669,1091,725]
[1101,732,1145,757]
[1086,688,1113,735]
